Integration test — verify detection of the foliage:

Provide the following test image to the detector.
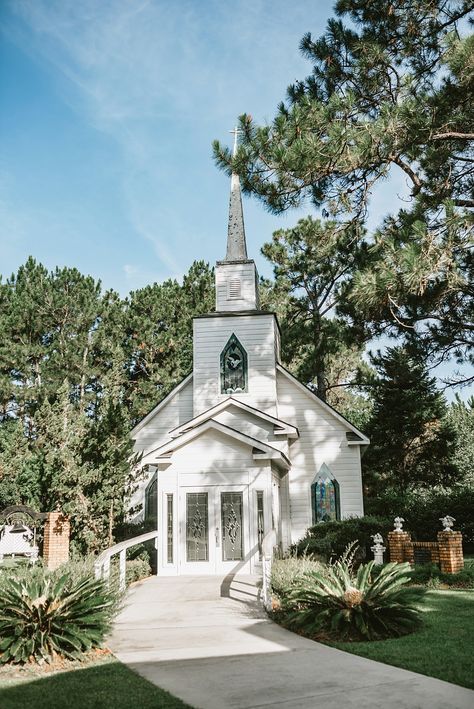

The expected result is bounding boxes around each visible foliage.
[408,563,474,589]
[270,555,323,606]
[330,590,474,690]
[362,347,458,494]
[446,395,474,485]
[260,217,371,401]
[0,258,214,552]
[124,557,152,585]
[284,548,425,641]
[214,0,474,384]
[0,567,118,664]
[365,485,474,548]
[295,516,392,561]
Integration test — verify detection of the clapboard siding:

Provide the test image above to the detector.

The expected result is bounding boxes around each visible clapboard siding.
[134,378,193,453]
[276,370,364,543]
[193,314,278,415]
[215,261,259,311]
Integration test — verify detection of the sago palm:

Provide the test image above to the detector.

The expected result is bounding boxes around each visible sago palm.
[287,552,425,641]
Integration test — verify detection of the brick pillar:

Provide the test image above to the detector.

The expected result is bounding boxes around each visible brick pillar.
[43,512,70,570]
[438,531,463,574]
[388,531,411,563]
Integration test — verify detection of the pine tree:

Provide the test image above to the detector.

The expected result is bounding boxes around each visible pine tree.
[260,216,369,401]
[363,347,458,495]
[446,395,474,485]
[213,1,474,384]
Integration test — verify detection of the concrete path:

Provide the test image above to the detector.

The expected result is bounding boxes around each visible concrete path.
[109,575,473,709]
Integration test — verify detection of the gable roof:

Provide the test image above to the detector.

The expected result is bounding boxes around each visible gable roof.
[142,419,290,470]
[169,396,299,439]
[276,364,370,445]
[130,373,193,437]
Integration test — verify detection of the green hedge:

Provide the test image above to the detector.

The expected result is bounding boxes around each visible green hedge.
[294,516,393,561]
[365,486,474,550]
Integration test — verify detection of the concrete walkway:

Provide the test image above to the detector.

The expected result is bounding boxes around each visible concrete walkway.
[109,575,473,709]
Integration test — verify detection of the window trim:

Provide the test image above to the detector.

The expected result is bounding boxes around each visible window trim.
[220,333,248,394]
[311,464,341,524]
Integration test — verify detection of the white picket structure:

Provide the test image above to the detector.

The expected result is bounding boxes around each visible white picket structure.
[94,530,158,591]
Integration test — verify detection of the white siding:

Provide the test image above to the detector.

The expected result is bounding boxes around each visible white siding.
[276,370,364,544]
[193,314,279,416]
[133,378,193,454]
[215,261,259,311]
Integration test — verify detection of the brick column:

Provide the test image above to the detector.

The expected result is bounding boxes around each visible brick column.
[438,531,463,574]
[388,531,411,563]
[43,512,70,570]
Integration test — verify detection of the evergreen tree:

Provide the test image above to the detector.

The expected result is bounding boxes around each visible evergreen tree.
[363,347,458,495]
[213,0,474,383]
[260,216,370,401]
[446,394,474,485]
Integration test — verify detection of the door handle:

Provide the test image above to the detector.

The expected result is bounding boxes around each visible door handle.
[215,527,220,546]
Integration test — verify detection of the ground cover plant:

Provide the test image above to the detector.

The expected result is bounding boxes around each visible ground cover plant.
[0,654,191,709]
[330,590,474,690]
[0,566,119,664]
[273,546,425,641]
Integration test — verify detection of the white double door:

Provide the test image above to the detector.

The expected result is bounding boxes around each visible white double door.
[179,484,250,574]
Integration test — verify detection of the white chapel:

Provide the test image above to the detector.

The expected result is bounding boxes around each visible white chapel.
[130,139,369,576]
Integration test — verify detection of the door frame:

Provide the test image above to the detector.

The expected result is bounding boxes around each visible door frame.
[178,484,250,575]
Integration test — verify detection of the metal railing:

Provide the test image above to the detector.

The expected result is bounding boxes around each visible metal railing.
[94,530,158,591]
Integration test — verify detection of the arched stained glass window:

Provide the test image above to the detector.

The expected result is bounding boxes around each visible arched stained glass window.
[311,464,340,523]
[145,473,158,526]
[220,334,248,394]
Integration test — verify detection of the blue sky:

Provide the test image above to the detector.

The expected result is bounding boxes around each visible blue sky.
[1,0,407,293]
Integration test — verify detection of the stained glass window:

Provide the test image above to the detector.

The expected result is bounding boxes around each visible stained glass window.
[220,334,248,394]
[221,492,243,561]
[145,474,157,526]
[256,491,264,561]
[166,494,173,564]
[186,493,209,562]
[311,464,340,523]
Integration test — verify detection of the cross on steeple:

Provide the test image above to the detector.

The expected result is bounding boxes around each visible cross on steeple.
[229,126,242,157]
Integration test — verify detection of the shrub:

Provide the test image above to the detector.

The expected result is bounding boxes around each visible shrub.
[0,567,119,664]
[295,516,392,562]
[271,555,323,606]
[408,563,474,589]
[285,547,425,641]
[365,486,474,550]
[125,556,152,585]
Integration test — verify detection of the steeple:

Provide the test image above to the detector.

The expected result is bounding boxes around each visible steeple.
[215,127,260,313]
[226,128,248,261]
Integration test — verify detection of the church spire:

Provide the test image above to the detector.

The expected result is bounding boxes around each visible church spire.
[226,127,248,261]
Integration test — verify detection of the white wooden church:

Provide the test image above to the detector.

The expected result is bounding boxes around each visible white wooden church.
[131,145,369,576]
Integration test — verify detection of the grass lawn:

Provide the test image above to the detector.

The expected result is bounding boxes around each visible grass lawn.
[0,654,192,709]
[330,590,474,689]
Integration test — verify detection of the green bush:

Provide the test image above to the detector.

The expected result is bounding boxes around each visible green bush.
[0,566,119,664]
[125,556,152,585]
[271,555,323,606]
[408,563,474,589]
[295,516,393,561]
[365,486,474,550]
[285,549,425,641]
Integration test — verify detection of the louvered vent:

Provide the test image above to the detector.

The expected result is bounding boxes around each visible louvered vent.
[228,279,242,299]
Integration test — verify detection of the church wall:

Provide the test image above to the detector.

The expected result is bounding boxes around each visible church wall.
[193,314,278,417]
[276,371,364,544]
[133,378,194,454]
[156,429,273,575]
[215,261,259,312]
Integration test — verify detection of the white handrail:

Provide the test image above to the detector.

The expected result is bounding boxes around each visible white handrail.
[94,530,158,591]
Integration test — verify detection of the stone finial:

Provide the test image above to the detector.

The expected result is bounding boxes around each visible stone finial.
[439,515,455,532]
[393,517,405,532]
[371,533,386,564]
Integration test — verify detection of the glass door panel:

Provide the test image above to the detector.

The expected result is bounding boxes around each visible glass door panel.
[186,492,209,562]
[221,491,243,561]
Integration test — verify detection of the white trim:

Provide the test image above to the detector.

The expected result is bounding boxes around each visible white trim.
[143,419,290,470]
[276,365,370,445]
[131,373,193,437]
[169,396,299,439]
